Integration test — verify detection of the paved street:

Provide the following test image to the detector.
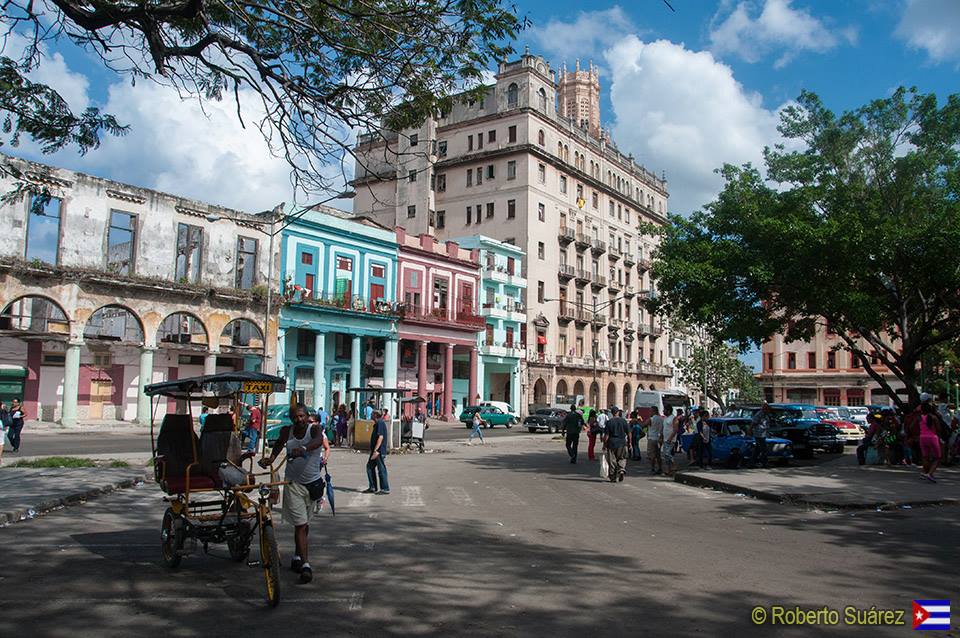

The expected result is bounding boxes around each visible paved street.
[1,436,956,637]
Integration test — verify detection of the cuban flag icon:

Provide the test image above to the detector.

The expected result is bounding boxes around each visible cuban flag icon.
[913,600,951,631]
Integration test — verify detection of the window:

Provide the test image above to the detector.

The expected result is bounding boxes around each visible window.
[507,83,518,107]
[335,334,352,360]
[26,194,62,265]
[408,169,416,183]
[559,175,567,194]
[476,203,482,224]
[407,205,416,218]
[297,330,316,357]
[625,209,630,224]
[765,353,774,370]
[507,161,516,180]
[466,206,472,224]
[301,251,313,265]
[538,88,547,112]
[827,351,836,369]
[507,199,516,219]
[851,353,860,368]
[436,210,445,229]
[235,236,258,289]
[808,352,816,369]
[175,223,203,283]
[438,141,447,157]
[508,125,517,143]
[609,201,615,217]
[476,167,483,185]
[477,133,483,150]
[468,135,473,151]
[592,192,598,209]
[505,326,514,347]
[537,129,545,146]
[436,174,446,192]
[486,202,494,219]
[538,164,546,183]
[787,352,797,369]
[538,242,545,259]
[488,130,496,143]
[538,203,545,222]
[466,170,473,187]
[537,281,544,303]
[409,133,418,147]
[486,164,494,180]
[106,210,136,275]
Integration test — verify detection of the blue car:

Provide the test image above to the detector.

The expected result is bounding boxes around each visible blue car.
[680,417,793,468]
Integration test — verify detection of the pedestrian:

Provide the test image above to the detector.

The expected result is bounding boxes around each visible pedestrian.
[364,400,375,421]
[695,408,713,469]
[857,412,882,465]
[364,409,390,494]
[468,408,485,445]
[603,407,630,482]
[244,401,262,453]
[0,401,9,466]
[8,398,24,453]
[562,404,585,464]
[586,410,600,461]
[629,410,644,461]
[259,404,330,584]
[335,404,348,447]
[750,402,772,468]
[199,406,210,429]
[918,401,944,482]
[661,406,678,476]
[645,406,663,475]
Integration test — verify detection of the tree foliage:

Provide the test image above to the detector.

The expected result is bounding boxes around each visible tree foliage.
[674,338,761,412]
[1,0,524,193]
[652,88,960,411]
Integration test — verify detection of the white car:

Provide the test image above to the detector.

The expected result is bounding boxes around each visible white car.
[846,406,868,428]
[478,401,519,421]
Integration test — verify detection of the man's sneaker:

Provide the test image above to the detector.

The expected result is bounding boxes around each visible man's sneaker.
[299,566,313,584]
[618,474,624,482]
[377,490,390,495]
[290,557,302,573]
[362,488,377,494]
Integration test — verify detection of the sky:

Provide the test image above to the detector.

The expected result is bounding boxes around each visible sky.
[2,0,958,367]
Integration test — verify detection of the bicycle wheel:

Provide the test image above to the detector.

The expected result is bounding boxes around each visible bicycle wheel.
[227,521,251,562]
[160,507,183,568]
[260,523,281,607]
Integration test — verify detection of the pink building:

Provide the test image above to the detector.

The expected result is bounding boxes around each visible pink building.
[395,228,484,419]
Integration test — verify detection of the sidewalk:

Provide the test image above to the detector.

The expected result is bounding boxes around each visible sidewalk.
[23,419,151,434]
[674,455,960,509]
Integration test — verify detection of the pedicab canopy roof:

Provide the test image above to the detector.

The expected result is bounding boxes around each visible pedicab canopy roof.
[144,371,286,399]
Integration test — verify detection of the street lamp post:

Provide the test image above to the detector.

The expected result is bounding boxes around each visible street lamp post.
[946,361,952,405]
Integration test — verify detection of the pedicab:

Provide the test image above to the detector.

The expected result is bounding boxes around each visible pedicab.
[144,371,287,607]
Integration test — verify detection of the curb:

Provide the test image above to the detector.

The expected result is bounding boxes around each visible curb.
[673,471,960,511]
[0,473,147,526]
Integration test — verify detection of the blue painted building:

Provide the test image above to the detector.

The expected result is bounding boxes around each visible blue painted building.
[278,208,399,412]
[452,236,526,413]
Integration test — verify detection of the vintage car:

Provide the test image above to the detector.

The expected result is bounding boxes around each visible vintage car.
[523,408,568,433]
[768,404,845,458]
[679,417,793,468]
[460,405,517,428]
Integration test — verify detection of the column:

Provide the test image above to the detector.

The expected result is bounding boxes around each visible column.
[350,335,363,408]
[384,338,399,391]
[443,343,454,420]
[61,340,82,427]
[468,347,479,407]
[313,332,326,411]
[417,341,428,400]
[136,347,155,425]
[511,365,522,416]
[476,356,486,405]
[204,351,217,376]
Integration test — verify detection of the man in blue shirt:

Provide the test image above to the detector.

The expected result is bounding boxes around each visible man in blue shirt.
[363,410,390,495]
[363,401,374,421]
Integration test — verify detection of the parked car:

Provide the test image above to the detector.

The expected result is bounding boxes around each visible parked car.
[768,403,843,458]
[816,408,863,445]
[265,404,316,444]
[460,405,516,428]
[846,406,868,427]
[679,418,793,467]
[524,408,568,433]
[478,401,518,421]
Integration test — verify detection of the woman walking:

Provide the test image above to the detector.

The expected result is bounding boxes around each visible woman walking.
[468,409,486,445]
[586,410,600,460]
[8,398,24,453]
[918,402,943,482]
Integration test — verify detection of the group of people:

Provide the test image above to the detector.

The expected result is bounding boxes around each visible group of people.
[856,392,959,483]
[0,398,26,465]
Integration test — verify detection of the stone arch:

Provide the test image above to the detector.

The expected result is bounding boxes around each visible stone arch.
[606,381,617,408]
[533,377,548,405]
[220,318,264,351]
[573,379,584,397]
[0,294,70,335]
[157,311,209,346]
[622,383,632,410]
[82,304,144,344]
[556,378,568,398]
[538,129,545,147]
[538,87,547,112]
[589,381,600,407]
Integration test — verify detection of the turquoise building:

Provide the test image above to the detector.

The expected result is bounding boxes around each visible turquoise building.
[453,236,526,413]
[278,208,399,411]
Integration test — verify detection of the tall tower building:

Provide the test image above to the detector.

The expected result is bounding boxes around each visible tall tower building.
[557,60,601,138]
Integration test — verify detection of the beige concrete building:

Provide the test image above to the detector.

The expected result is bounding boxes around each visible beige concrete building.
[352,51,673,411]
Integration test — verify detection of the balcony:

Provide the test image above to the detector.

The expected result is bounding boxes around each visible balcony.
[590,274,606,289]
[608,278,622,292]
[481,301,526,322]
[558,263,575,281]
[574,309,591,325]
[608,247,622,262]
[622,285,636,297]
[558,226,576,245]
[399,303,486,330]
[286,291,400,318]
[608,317,624,330]
[557,305,575,323]
[637,258,652,272]
[480,341,523,359]
[591,313,606,327]
[638,362,673,377]
[590,238,607,255]
[575,233,592,249]
[626,361,639,373]
[574,269,592,284]
[527,349,554,365]
[623,320,636,333]
[610,361,626,372]
[623,253,636,267]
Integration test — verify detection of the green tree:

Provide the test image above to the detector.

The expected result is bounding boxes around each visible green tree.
[652,88,960,412]
[1,0,524,191]
[674,338,761,412]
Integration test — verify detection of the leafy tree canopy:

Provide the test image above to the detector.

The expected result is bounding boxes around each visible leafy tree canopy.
[652,88,960,411]
[673,337,762,412]
[1,0,525,192]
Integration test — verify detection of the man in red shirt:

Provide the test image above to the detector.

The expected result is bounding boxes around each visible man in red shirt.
[245,402,263,453]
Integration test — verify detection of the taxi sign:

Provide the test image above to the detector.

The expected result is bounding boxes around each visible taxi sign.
[242,381,275,394]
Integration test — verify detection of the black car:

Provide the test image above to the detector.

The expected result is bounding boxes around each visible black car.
[770,420,845,458]
[524,408,568,433]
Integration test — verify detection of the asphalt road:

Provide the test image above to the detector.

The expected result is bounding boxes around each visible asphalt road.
[1,436,956,637]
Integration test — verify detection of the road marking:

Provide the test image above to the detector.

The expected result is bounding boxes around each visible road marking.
[446,486,475,507]
[349,484,374,508]
[401,486,425,507]
[349,591,364,611]
[495,487,527,507]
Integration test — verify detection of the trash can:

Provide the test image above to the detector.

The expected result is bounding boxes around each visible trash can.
[353,419,375,450]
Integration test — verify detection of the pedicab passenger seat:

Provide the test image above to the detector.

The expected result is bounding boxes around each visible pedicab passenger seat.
[155,413,216,494]
[198,414,238,489]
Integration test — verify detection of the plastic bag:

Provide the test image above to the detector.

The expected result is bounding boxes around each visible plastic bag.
[600,451,609,479]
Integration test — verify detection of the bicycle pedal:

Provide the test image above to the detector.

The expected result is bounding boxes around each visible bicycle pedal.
[246,560,261,568]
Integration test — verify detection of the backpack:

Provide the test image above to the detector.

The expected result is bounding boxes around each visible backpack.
[0,409,11,429]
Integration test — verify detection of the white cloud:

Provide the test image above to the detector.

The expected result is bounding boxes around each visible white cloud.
[894,0,960,64]
[527,6,638,73]
[606,37,788,215]
[709,0,855,68]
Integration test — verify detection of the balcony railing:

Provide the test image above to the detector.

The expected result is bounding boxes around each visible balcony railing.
[574,309,591,324]
[399,303,485,329]
[574,269,592,284]
[608,278,622,291]
[623,285,636,297]
[527,349,554,365]
[557,305,576,322]
[590,274,606,288]
[623,253,636,266]
[558,227,576,244]
[638,362,672,377]
[637,258,652,272]
[608,247,622,261]
[481,301,526,318]
[575,233,592,248]
[590,239,607,254]
[623,321,635,333]
[609,317,624,329]
[285,290,399,317]
[558,263,575,280]
[591,313,606,326]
